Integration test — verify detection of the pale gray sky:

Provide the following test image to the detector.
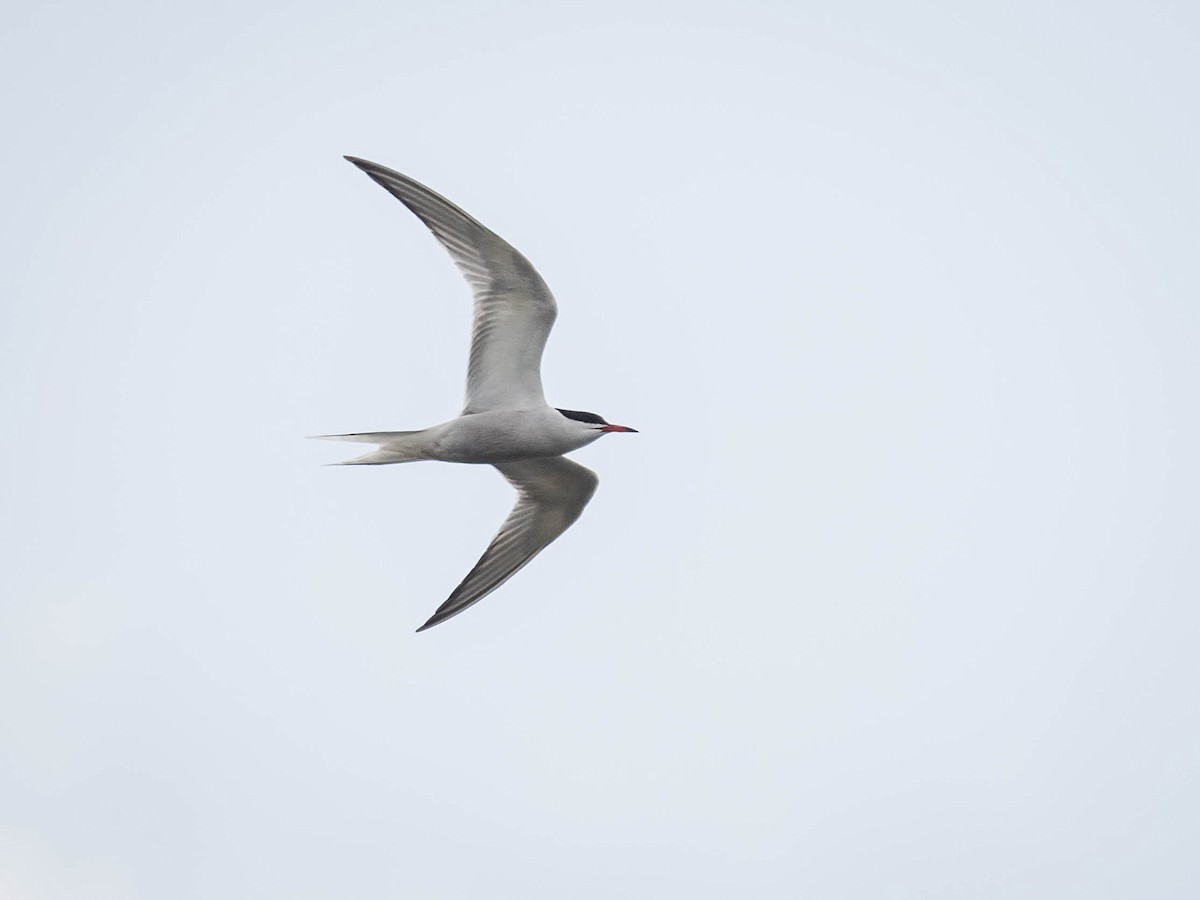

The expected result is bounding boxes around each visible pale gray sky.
[2,1,1197,897]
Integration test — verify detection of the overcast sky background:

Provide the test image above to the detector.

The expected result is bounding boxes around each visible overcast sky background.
[2,1,1197,897]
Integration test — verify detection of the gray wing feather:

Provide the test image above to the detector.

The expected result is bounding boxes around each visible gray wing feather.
[345,157,557,413]
[416,457,599,632]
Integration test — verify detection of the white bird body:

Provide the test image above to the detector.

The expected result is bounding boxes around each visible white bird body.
[327,407,608,466]
[317,158,636,631]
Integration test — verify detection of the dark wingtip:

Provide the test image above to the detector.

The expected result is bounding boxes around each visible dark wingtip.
[415,614,442,633]
[416,598,467,632]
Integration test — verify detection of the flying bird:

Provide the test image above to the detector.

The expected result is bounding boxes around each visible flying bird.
[317,157,637,632]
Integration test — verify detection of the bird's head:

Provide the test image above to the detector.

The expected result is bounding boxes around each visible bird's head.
[557,408,638,435]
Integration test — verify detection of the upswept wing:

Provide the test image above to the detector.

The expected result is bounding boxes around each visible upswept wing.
[417,457,599,631]
[345,157,557,413]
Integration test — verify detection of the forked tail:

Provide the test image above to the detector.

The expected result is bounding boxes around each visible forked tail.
[310,431,427,465]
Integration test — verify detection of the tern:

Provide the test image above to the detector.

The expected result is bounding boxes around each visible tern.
[317,157,637,632]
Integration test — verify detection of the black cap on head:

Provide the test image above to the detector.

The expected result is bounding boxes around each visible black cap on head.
[556,408,608,426]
